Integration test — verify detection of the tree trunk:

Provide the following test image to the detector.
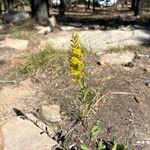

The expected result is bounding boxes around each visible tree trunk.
[30,0,49,25]
[0,2,2,15]
[59,0,65,17]
[93,0,96,12]
[3,0,8,12]
[131,0,136,10]
[7,0,14,10]
[87,0,90,9]
[134,0,144,16]
[84,0,87,11]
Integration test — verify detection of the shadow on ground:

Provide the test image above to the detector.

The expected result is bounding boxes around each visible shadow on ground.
[58,15,150,29]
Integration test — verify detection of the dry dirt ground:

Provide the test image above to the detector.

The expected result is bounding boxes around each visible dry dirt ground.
[33,49,150,150]
[0,11,150,149]
[0,39,150,150]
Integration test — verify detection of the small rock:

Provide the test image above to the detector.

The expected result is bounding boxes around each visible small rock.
[0,25,3,31]
[0,116,57,150]
[145,82,150,87]
[141,65,150,73]
[133,96,139,103]
[35,26,52,35]
[100,51,135,65]
[83,26,89,30]
[89,25,100,30]
[134,52,140,59]
[124,62,134,68]
[38,104,62,123]
[61,26,79,31]
[48,16,57,27]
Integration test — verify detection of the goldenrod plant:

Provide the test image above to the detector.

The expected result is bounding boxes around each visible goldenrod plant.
[69,33,93,126]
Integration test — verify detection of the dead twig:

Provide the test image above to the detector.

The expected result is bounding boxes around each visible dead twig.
[0,80,16,84]
[111,91,134,95]
[93,90,111,107]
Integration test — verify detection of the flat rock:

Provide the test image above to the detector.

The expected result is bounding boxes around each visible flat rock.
[0,116,57,150]
[61,26,79,31]
[100,51,135,65]
[0,38,29,50]
[44,28,150,53]
[0,79,38,123]
[3,11,30,23]
[38,104,62,123]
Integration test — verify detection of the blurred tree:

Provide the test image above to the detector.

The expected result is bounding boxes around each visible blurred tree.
[84,0,91,10]
[59,0,65,17]
[0,0,2,14]
[3,0,8,11]
[7,0,14,10]
[30,0,49,24]
[93,0,95,11]
[131,0,136,10]
[87,0,90,9]
[134,0,144,16]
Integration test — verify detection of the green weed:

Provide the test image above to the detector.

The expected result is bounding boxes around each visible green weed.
[80,123,129,150]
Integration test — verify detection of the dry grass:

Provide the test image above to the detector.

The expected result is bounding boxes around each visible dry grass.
[10,27,34,40]
[18,44,68,75]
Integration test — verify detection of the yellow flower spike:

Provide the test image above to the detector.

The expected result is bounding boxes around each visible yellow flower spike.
[69,33,84,83]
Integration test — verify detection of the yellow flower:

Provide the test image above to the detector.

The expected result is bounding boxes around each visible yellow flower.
[71,70,82,76]
[70,66,83,74]
[69,57,83,67]
[72,48,83,57]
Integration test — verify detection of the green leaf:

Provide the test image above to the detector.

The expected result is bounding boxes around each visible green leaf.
[83,87,91,102]
[112,143,117,150]
[80,144,89,150]
[112,139,128,150]
[116,144,128,150]
[90,122,101,140]
[97,143,106,150]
